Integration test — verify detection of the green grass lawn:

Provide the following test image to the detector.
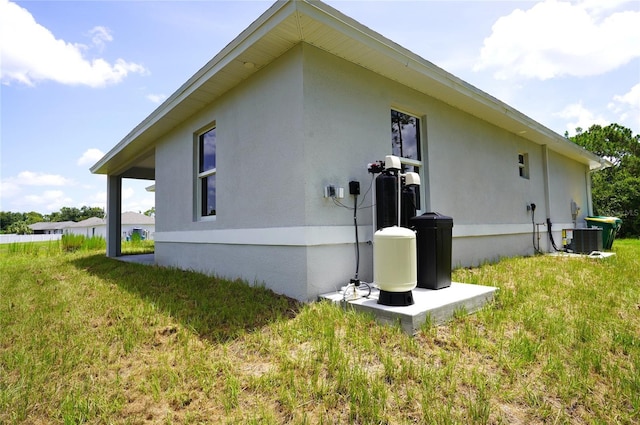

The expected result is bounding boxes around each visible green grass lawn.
[0,236,154,255]
[1,240,638,424]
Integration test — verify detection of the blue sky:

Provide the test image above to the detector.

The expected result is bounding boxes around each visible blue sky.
[1,0,639,215]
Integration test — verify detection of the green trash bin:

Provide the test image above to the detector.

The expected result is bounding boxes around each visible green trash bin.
[585,216,622,250]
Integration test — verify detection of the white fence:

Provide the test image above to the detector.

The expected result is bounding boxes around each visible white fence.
[0,234,63,244]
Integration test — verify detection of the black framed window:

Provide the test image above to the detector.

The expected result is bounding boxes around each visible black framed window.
[391,109,423,211]
[391,109,421,163]
[198,127,216,217]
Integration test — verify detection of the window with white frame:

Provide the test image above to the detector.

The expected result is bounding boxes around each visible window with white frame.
[391,109,423,208]
[518,152,529,179]
[197,127,216,217]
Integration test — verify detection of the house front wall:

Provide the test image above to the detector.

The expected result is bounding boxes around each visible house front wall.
[154,43,594,300]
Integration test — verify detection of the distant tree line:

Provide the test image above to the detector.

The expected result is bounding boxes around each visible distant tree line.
[0,206,105,234]
[1,206,155,234]
[569,123,639,238]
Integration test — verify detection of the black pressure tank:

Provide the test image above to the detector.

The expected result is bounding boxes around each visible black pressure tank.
[410,212,453,290]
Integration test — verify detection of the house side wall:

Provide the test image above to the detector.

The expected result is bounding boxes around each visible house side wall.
[155,45,306,233]
[297,45,544,283]
[425,108,546,225]
[154,45,311,299]
[424,101,549,263]
[301,44,387,227]
[155,243,309,301]
[298,44,390,292]
[547,149,591,227]
[299,45,592,273]
[154,43,593,300]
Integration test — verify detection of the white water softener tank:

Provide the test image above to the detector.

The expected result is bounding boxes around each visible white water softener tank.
[374,226,417,306]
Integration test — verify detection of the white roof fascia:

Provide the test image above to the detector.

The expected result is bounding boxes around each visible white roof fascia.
[91,0,295,175]
[299,0,607,170]
[92,0,607,175]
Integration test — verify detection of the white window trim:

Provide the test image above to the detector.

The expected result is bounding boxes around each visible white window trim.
[197,167,216,221]
[196,125,217,221]
[399,157,422,168]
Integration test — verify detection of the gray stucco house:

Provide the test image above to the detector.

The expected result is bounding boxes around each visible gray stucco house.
[91,0,606,301]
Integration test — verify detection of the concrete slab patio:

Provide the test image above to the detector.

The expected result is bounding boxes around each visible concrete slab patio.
[320,283,498,335]
[115,254,155,265]
[547,251,616,259]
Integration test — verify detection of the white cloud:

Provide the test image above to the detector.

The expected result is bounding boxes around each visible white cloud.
[92,191,107,204]
[121,182,155,213]
[556,102,609,134]
[0,179,21,199]
[122,187,135,200]
[85,191,107,210]
[0,0,148,87]
[612,83,640,107]
[146,93,167,104]
[89,26,113,50]
[1,172,153,213]
[474,0,640,80]
[608,83,640,132]
[15,171,75,186]
[1,170,74,205]
[123,197,155,215]
[578,0,634,16]
[77,148,105,166]
[20,190,73,211]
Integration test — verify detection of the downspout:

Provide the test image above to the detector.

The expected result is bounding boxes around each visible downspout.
[541,145,551,251]
[542,144,562,251]
[585,167,593,218]
[420,114,431,213]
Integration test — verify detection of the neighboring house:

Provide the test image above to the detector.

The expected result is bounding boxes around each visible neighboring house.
[66,217,106,238]
[29,221,75,235]
[91,0,606,301]
[120,211,155,241]
[37,212,155,240]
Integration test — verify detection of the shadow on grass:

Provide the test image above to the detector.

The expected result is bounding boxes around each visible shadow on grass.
[72,254,300,343]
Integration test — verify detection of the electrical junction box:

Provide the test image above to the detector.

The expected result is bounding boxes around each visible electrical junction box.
[324,185,344,198]
[349,181,360,195]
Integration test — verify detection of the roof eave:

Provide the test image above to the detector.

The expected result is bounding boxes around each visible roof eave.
[92,0,607,175]
[91,0,295,176]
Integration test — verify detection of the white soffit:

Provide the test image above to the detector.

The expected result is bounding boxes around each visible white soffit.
[92,0,605,175]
